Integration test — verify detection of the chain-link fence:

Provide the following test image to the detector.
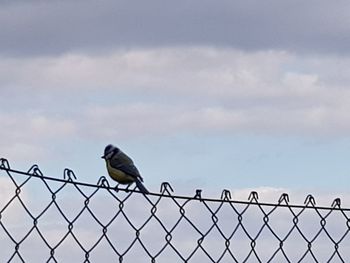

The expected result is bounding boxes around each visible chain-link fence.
[0,158,350,262]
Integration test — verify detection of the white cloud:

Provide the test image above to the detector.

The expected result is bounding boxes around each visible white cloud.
[79,102,350,139]
[0,47,341,100]
[0,175,31,261]
[0,112,76,160]
[0,112,75,140]
[2,47,350,142]
[0,176,17,212]
[0,48,293,96]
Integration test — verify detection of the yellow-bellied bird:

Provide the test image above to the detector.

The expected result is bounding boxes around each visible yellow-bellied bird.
[101,144,149,194]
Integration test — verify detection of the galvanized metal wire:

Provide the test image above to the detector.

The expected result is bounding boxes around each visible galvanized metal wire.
[1,158,350,262]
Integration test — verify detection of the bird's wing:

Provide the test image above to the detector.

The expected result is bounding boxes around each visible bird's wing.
[135,178,149,194]
[109,155,143,181]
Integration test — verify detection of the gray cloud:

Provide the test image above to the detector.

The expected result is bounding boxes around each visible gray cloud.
[1,0,350,56]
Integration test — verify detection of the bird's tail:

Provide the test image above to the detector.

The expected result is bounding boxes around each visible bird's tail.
[135,178,149,194]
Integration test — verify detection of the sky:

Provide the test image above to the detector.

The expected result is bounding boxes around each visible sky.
[2,1,350,261]
[1,0,350,197]
[1,173,350,262]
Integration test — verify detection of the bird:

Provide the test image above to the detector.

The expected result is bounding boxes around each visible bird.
[101,144,149,194]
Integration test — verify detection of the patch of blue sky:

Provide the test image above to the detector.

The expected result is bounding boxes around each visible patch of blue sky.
[34,134,350,195]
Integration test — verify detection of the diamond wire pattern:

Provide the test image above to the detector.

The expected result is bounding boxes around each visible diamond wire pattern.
[1,158,350,262]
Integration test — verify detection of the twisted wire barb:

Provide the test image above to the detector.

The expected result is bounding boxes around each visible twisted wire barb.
[1,158,350,262]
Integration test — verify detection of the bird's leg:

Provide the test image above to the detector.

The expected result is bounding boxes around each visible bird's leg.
[114,183,120,192]
[125,184,131,192]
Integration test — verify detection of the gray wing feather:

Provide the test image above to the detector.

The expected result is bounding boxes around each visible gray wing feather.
[135,179,149,194]
[109,156,143,180]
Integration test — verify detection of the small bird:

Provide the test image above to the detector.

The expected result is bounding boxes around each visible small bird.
[101,144,149,194]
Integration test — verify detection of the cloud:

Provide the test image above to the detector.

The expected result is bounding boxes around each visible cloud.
[1,0,350,56]
[81,102,350,139]
[0,112,76,140]
[2,47,350,144]
[0,176,19,213]
[0,175,31,261]
[0,112,76,160]
[0,47,344,101]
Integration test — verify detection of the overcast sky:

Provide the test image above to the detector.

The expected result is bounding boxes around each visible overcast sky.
[1,0,350,195]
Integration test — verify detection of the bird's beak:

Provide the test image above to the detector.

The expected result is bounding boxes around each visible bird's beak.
[101,155,106,159]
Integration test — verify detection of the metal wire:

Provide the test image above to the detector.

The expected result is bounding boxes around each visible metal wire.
[0,157,350,262]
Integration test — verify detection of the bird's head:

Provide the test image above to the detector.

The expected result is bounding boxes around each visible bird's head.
[101,144,119,160]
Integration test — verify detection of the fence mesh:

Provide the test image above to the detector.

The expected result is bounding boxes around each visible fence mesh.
[0,158,350,262]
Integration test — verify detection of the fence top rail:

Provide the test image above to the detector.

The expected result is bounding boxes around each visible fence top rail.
[1,157,349,212]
